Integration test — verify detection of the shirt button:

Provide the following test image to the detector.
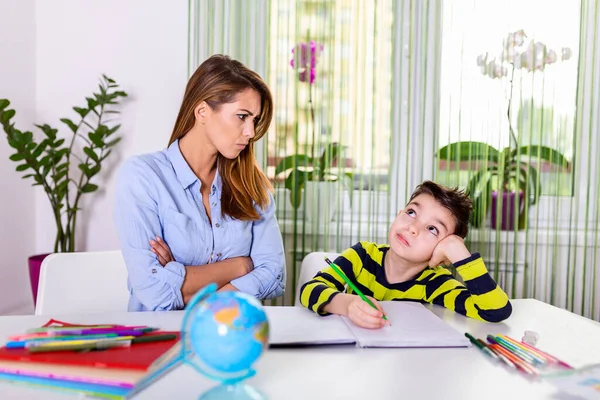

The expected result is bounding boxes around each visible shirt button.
[216,253,222,257]
[152,268,157,274]
[215,223,220,228]
[277,274,282,279]
[211,202,216,207]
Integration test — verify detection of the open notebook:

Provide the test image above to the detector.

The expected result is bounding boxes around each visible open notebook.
[268,302,470,348]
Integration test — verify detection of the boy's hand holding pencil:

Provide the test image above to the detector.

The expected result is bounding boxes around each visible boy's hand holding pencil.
[347,295,389,329]
[323,257,391,329]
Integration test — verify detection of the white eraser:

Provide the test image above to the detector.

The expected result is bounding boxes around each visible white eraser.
[522,330,539,346]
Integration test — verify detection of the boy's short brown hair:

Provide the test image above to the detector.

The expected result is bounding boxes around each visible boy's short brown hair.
[408,181,473,238]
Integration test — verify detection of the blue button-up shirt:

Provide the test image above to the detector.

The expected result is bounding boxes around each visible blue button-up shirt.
[113,140,286,311]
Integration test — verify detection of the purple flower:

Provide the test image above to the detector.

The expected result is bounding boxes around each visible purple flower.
[290,41,324,84]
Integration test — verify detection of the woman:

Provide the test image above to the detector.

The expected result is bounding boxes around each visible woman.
[114,54,285,311]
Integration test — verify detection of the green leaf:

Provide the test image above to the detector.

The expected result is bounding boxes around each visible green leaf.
[41,164,52,177]
[274,155,312,175]
[9,153,24,162]
[81,183,98,193]
[83,147,99,162]
[284,169,310,209]
[39,155,52,167]
[16,163,29,172]
[0,99,9,110]
[0,109,15,124]
[466,167,498,227]
[437,141,501,163]
[86,97,98,109]
[35,124,57,139]
[320,143,342,174]
[114,91,128,97]
[339,173,354,206]
[88,131,105,147]
[60,118,78,133]
[73,106,89,118]
[79,163,93,178]
[106,124,121,136]
[53,138,66,148]
[512,145,570,169]
[99,149,112,161]
[90,164,101,175]
[32,140,48,158]
[55,180,69,200]
[105,137,121,147]
[52,170,68,183]
[102,74,116,84]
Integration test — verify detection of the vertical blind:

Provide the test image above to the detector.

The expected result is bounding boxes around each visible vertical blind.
[188,0,600,320]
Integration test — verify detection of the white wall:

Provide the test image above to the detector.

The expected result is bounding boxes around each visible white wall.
[34,0,189,253]
[0,0,188,314]
[0,0,37,314]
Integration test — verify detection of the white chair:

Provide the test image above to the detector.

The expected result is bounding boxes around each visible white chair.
[35,250,130,315]
[294,251,340,306]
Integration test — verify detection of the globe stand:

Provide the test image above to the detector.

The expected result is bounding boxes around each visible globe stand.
[199,382,266,400]
[181,283,270,400]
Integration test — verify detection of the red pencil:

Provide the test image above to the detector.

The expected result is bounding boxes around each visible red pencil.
[489,344,538,375]
[478,339,516,369]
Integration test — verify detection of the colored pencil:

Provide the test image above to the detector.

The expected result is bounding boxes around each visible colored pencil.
[324,257,390,323]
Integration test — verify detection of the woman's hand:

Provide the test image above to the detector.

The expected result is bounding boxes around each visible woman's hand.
[236,256,254,275]
[347,295,388,329]
[150,236,174,266]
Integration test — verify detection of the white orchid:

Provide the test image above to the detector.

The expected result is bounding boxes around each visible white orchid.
[477,29,571,75]
[475,29,574,150]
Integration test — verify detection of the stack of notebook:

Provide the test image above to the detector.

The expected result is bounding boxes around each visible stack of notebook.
[0,320,181,399]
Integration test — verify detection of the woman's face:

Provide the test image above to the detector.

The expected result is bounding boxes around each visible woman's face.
[201,88,262,159]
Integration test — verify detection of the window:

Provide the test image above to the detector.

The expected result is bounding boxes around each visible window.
[267,0,394,222]
[436,0,580,199]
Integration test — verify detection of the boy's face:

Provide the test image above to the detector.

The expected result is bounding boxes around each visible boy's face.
[388,193,457,264]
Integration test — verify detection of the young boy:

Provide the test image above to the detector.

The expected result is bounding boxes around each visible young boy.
[300,180,512,329]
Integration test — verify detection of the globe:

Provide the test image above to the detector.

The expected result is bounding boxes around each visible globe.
[181,283,269,400]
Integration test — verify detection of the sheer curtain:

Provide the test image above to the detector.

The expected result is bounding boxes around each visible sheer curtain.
[188,0,600,318]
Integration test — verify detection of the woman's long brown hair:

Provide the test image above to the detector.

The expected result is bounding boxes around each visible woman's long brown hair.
[168,54,273,221]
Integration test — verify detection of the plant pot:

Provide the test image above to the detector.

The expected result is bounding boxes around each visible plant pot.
[302,181,341,223]
[28,253,51,305]
[491,191,525,231]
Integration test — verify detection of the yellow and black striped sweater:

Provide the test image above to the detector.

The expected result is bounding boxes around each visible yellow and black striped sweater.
[300,242,512,323]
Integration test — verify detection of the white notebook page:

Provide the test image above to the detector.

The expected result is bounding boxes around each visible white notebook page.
[342,301,471,348]
[266,306,355,346]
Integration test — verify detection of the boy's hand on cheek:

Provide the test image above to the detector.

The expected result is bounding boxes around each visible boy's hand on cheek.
[347,295,387,329]
[428,235,471,267]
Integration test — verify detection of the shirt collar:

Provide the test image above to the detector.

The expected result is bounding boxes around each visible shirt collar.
[166,139,223,193]
[166,139,198,189]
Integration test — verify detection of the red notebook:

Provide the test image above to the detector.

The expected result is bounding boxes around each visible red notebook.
[0,320,182,391]
[0,331,180,371]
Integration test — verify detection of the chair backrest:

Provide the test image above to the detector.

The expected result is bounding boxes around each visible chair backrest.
[294,251,341,306]
[35,250,130,315]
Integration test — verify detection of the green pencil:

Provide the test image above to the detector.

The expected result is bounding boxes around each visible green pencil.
[324,257,390,324]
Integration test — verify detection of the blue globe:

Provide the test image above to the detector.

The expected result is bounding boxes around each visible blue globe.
[181,283,269,399]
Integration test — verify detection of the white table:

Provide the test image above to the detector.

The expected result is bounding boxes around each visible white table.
[0,299,599,399]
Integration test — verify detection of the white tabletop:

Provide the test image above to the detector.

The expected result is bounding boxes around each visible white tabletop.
[0,299,599,400]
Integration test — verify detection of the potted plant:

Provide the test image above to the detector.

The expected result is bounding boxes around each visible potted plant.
[438,141,568,230]
[0,75,127,303]
[274,142,354,221]
[438,30,572,230]
[274,40,353,222]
